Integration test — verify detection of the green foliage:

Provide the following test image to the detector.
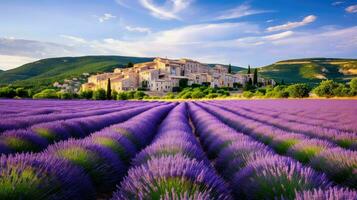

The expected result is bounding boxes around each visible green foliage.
[127,62,134,68]
[32,89,59,99]
[333,84,350,97]
[117,92,128,100]
[179,79,188,89]
[247,65,251,74]
[313,80,339,97]
[191,91,205,99]
[58,92,73,100]
[350,78,357,96]
[0,87,16,98]
[228,64,232,74]
[258,58,357,85]
[253,68,258,85]
[15,88,28,97]
[106,79,111,100]
[243,91,254,98]
[286,84,310,98]
[134,91,146,99]
[0,56,154,89]
[79,90,93,99]
[93,89,106,100]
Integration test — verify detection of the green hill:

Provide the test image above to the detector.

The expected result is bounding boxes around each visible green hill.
[256,58,357,85]
[0,56,153,88]
[1,56,356,89]
[208,64,245,72]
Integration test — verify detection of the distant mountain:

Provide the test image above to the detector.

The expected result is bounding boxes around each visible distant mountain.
[253,58,356,85]
[0,56,153,87]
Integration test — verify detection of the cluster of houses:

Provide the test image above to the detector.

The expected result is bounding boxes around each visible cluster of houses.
[54,73,90,93]
[81,58,275,93]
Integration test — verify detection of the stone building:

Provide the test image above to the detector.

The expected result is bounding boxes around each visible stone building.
[81,57,275,92]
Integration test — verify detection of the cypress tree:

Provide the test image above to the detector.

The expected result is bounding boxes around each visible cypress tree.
[247,65,251,74]
[228,64,232,74]
[253,68,258,85]
[106,78,111,100]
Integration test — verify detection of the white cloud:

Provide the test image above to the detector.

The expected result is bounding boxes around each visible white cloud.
[125,26,152,34]
[154,22,259,44]
[139,0,192,20]
[332,1,344,6]
[217,4,271,20]
[263,31,294,40]
[346,5,357,13]
[0,55,37,70]
[60,35,87,44]
[267,15,317,32]
[98,13,116,22]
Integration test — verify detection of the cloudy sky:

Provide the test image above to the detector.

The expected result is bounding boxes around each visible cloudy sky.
[0,0,356,70]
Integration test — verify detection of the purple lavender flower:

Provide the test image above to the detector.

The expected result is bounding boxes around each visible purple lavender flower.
[233,156,331,199]
[0,153,95,200]
[287,139,336,163]
[0,129,49,154]
[310,147,357,188]
[45,139,125,193]
[113,155,232,200]
[295,187,357,200]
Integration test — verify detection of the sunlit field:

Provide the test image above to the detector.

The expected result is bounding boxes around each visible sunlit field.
[0,99,356,200]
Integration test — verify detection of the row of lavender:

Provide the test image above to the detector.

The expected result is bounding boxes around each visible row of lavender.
[0,99,356,199]
[0,100,152,132]
[0,102,174,199]
[197,102,357,188]
[0,102,166,154]
[189,102,356,199]
[207,101,357,150]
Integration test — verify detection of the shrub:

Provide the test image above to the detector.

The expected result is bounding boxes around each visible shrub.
[58,92,73,100]
[313,80,338,98]
[333,84,350,97]
[92,89,106,100]
[206,93,219,99]
[134,91,146,99]
[350,78,357,96]
[33,89,59,99]
[286,84,310,98]
[117,92,128,100]
[243,91,254,98]
[191,91,205,99]
[0,87,16,98]
[15,88,28,98]
[79,90,93,99]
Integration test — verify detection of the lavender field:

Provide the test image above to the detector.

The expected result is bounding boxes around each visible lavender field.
[0,99,356,200]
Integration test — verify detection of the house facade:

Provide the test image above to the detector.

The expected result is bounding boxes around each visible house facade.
[81,57,275,92]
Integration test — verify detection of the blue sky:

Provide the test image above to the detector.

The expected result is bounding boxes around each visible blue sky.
[0,0,356,70]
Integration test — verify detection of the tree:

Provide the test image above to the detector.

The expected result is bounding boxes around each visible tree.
[117,92,128,100]
[134,91,146,99]
[179,79,188,88]
[253,68,258,85]
[313,80,339,98]
[15,88,28,98]
[127,62,134,68]
[286,84,310,98]
[228,64,232,74]
[93,89,106,100]
[79,90,93,99]
[247,65,251,74]
[191,91,205,99]
[350,78,357,96]
[0,87,16,98]
[32,89,59,99]
[106,78,111,100]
